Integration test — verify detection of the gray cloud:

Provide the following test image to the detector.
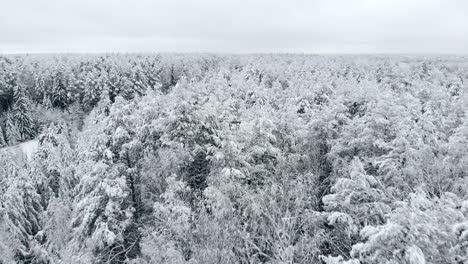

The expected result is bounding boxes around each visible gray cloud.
[0,0,467,53]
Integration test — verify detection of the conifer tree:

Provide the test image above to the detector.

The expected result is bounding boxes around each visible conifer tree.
[321,158,391,259]
[4,111,21,145]
[351,190,464,264]
[12,88,34,141]
[0,126,6,147]
[2,163,47,263]
[69,97,142,263]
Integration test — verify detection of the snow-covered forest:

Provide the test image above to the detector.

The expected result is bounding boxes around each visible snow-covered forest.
[1,54,468,264]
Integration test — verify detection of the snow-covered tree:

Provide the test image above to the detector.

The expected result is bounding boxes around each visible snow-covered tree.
[140,175,193,263]
[69,97,143,263]
[321,158,391,259]
[2,163,47,262]
[0,126,6,147]
[4,111,21,145]
[351,190,464,264]
[453,200,468,263]
[12,88,35,141]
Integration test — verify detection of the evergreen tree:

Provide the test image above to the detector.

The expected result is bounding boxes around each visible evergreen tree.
[12,88,34,141]
[453,200,468,263]
[0,125,6,147]
[155,100,220,201]
[4,111,21,145]
[321,158,391,259]
[140,175,193,263]
[2,163,47,263]
[351,190,464,264]
[69,97,142,263]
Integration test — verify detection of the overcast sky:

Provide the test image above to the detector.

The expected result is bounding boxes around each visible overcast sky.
[0,0,467,54]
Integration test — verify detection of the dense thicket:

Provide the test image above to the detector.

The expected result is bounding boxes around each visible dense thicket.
[1,54,468,264]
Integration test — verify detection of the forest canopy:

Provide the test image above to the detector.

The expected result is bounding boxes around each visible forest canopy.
[0,54,468,264]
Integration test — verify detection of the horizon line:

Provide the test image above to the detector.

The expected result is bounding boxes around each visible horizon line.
[1,51,467,56]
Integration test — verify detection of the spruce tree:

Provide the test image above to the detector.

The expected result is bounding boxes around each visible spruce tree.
[69,97,142,263]
[4,111,21,145]
[2,163,47,263]
[0,126,6,147]
[12,88,34,141]
[321,158,391,260]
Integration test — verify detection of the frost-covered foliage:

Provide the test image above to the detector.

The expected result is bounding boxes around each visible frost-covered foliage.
[1,54,468,263]
[349,190,464,263]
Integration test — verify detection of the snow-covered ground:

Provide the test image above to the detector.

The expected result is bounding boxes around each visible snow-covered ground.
[18,140,39,161]
[0,140,39,163]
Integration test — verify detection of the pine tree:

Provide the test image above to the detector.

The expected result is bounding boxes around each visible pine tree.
[69,97,142,263]
[30,123,76,207]
[0,126,6,147]
[4,111,21,145]
[141,175,193,263]
[12,88,34,141]
[2,163,47,263]
[351,190,464,264]
[158,100,220,196]
[453,200,468,263]
[50,66,74,109]
[321,158,391,260]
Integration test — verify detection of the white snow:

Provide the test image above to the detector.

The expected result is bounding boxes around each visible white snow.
[0,140,39,163]
[19,140,39,161]
[405,245,426,264]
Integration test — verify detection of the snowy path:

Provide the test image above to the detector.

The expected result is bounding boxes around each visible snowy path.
[18,140,39,161]
[0,140,39,163]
